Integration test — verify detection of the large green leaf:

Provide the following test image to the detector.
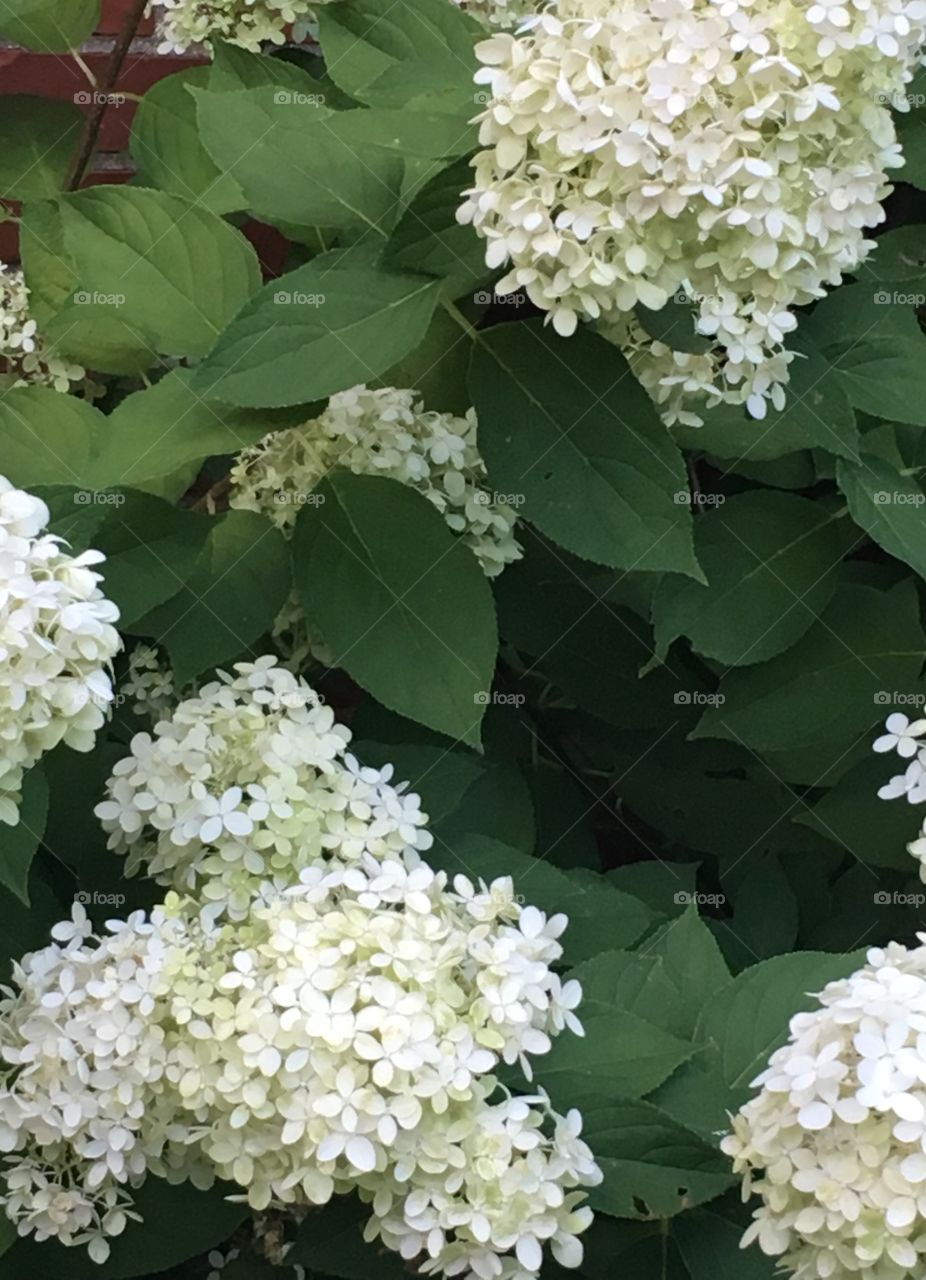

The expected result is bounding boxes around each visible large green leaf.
[584,1101,735,1219]
[385,158,489,299]
[92,371,298,496]
[692,580,926,753]
[838,454,926,582]
[673,1210,777,1280]
[793,754,923,870]
[0,386,105,487]
[496,536,695,731]
[570,908,731,1039]
[20,200,154,374]
[194,87,405,235]
[835,336,926,424]
[292,472,497,746]
[652,492,855,666]
[89,491,213,628]
[0,379,283,500]
[471,321,700,576]
[534,1002,694,1100]
[0,0,99,49]
[289,1195,406,1279]
[132,510,291,683]
[130,68,245,215]
[193,252,441,407]
[317,0,479,113]
[55,186,261,365]
[0,96,82,200]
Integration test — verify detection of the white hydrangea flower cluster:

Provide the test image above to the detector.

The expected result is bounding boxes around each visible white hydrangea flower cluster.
[872,713,926,877]
[722,937,926,1279]
[2,660,600,1277]
[0,904,205,1265]
[153,0,318,52]
[230,385,521,578]
[459,0,926,421]
[95,657,433,921]
[0,476,121,825]
[0,265,84,394]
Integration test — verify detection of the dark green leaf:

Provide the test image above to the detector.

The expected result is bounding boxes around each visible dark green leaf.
[653,492,855,666]
[838,454,926,581]
[584,1101,735,1218]
[133,510,291,683]
[471,321,700,576]
[193,253,441,408]
[0,96,81,199]
[292,472,497,746]
[692,580,926,753]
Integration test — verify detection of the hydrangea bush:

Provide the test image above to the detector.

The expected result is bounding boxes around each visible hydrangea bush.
[0,0,925,1278]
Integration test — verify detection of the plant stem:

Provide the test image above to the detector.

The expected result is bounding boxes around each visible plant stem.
[65,0,149,191]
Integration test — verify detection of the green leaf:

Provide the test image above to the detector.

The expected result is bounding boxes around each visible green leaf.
[652,492,855,666]
[57,186,261,365]
[584,1101,735,1219]
[0,0,99,49]
[838,454,926,582]
[729,854,799,962]
[11,1178,246,1278]
[90,491,213,627]
[91,370,299,496]
[570,908,731,1040]
[208,43,338,93]
[0,96,81,200]
[428,835,655,962]
[318,0,479,113]
[835,336,926,424]
[696,950,864,1102]
[130,68,246,215]
[193,252,441,408]
[0,767,48,903]
[864,226,926,282]
[0,378,292,503]
[496,537,692,731]
[471,321,700,576]
[289,1195,406,1279]
[132,509,291,683]
[805,280,923,353]
[385,159,489,299]
[292,472,497,746]
[793,754,923,870]
[0,386,104,487]
[194,87,405,235]
[673,1209,777,1280]
[20,200,154,374]
[535,1002,694,1100]
[692,580,926,753]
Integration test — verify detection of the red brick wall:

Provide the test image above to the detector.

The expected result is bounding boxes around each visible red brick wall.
[0,1,208,259]
[1,3,298,276]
